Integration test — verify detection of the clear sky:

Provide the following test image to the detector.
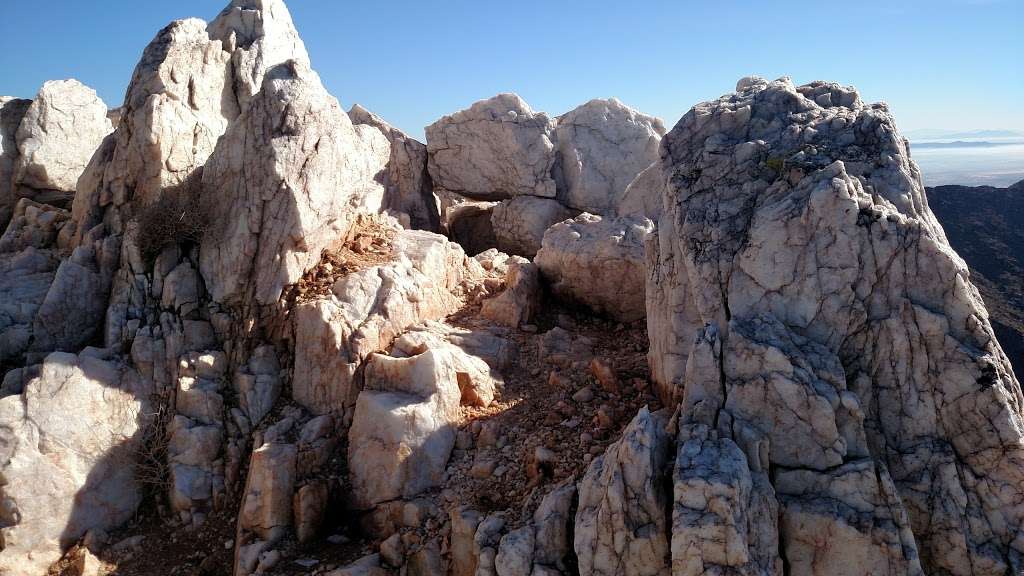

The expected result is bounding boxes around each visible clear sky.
[1,0,1021,140]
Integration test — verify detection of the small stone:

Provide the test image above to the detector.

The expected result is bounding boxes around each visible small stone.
[380,533,405,567]
[257,549,282,573]
[572,387,595,403]
[589,358,618,394]
[470,459,497,479]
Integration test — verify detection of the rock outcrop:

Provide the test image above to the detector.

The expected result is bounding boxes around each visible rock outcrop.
[349,104,440,232]
[3,0,1024,571]
[290,228,479,418]
[426,94,557,200]
[555,98,665,215]
[13,80,112,196]
[536,213,653,322]
[647,76,1024,574]
[199,59,388,306]
[0,352,152,575]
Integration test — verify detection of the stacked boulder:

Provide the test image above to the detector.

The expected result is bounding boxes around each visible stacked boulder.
[426,94,666,320]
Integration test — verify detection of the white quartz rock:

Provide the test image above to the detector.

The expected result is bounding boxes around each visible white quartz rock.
[13,79,113,193]
[199,59,389,306]
[555,98,665,215]
[0,353,151,575]
[426,93,557,200]
[536,213,653,322]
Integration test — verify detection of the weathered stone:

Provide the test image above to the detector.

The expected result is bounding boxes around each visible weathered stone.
[13,79,113,194]
[450,507,482,576]
[491,196,574,258]
[347,349,462,508]
[349,104,440,231]
[532,480,577,572]
[481,259,540,328]
[648,77,1024,574]
[207,0,311,111]
[574,407,671,576]
[616,161,663,221]
[536,213,652,322]
[239,441,297,542]
[0,353,151,575]
[427,94,557,200]
[291,229,477,416]
[199,59,388,306]
[495,526,535,576]
[391,320,510,407]
[0,96,32,228]
[555,98,665,215]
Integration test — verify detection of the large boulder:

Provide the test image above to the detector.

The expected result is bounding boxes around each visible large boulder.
[426,94,557,200]
[647,76,1024,574]
[574,407,672,576]
[554,98,665,215]
[0,353,152,575]
[199,59,389,306]
[349,104,440,231]
[491,196,574,258]
[0,97,32,228]
[13,79,113,195]
[347,349,462,508]
[536,213,652,322]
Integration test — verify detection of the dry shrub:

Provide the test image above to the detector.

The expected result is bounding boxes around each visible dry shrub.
[135,178,211,262]
[132,396,173,499]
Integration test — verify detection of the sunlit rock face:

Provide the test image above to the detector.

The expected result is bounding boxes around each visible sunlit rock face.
[0,353,152,575]
[13,80,113,196]
[426,93,558,201]
[647,76,1024,575]
[554,97,665,216]
[198,59,388,307]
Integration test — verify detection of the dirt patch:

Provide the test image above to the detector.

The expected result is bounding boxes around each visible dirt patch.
[283,215,397,305]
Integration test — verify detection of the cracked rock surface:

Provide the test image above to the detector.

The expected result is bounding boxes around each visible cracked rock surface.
[13,79,113,195]
[426,93,557,200]
[537,213,653,322]
[555,98,665,216]
[647,76,1024,575]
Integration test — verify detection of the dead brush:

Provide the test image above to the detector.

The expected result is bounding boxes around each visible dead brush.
[134,178,212,263]
[131,394,174,502]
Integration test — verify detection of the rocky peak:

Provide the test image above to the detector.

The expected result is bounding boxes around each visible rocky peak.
[0,1,1022,573]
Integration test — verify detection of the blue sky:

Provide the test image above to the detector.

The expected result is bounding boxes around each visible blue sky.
[1,1,1021,140]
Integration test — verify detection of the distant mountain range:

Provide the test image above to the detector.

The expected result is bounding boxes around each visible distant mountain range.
[907,128,1024,140]
[913,140,1023,149]
[926,179,1024,376]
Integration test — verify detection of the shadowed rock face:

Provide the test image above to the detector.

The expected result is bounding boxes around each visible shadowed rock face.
[646,76,1024,575]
